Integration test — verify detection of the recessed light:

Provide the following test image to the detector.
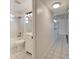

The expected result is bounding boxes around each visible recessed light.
[25,21,28,23]
[25,17,28,20]
[52,2,61,9]
[53,19,57,23]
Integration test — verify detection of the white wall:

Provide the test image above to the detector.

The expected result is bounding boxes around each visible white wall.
[10,18,19,39]
[35,0,55,59]
[24,17,32,33]
[10,16,32,39]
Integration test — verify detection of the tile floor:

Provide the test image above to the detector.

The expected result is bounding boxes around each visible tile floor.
[11,35,68,59]
[11,50,32,59]
[11,42,32,59]
[44,35,69,59]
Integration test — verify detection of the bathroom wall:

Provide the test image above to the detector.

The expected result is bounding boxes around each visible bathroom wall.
[10,17,24,39]
[10,15,32,39]
[19,16,32,35]
[35,0,55,59]
[10,18,19,39]
[24,17,32,33]
[55,14,68,35]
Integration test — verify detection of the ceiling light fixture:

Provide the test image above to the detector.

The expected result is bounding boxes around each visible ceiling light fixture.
[52,2,61,9]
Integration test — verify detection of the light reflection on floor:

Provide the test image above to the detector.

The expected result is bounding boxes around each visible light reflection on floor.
[44,35,69,59]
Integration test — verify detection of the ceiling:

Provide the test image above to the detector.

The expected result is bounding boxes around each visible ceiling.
[11,0,68,17]
[10,0,32,17]
[40,0,69,16]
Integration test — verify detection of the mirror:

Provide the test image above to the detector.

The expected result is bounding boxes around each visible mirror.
[10,0,69,59]
[10,0,33,59]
